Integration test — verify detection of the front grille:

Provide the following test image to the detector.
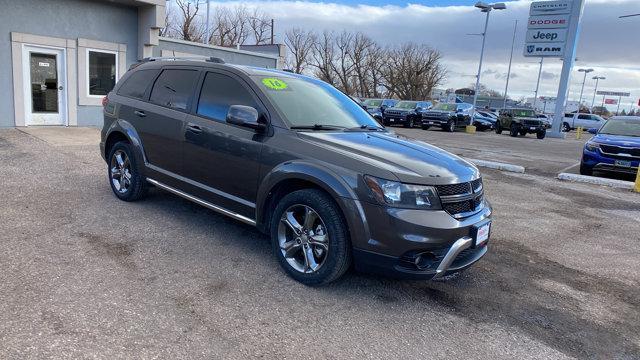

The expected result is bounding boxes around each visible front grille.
[385,110,405,116]
[522,119,542,126]
[436,178,484,218]
[600,145,640,158]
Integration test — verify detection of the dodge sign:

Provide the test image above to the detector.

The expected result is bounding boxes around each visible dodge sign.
[527,14,570,29]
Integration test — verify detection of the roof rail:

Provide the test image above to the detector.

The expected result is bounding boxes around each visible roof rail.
[129,56,225,69]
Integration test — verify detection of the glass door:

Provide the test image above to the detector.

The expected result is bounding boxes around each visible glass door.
[24,46,66,126]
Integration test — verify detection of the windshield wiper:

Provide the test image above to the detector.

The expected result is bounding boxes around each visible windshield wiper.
[290,124,346,130]
[347,124,385,131]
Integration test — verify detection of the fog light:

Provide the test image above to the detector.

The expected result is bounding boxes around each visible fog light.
[414,252,436,269]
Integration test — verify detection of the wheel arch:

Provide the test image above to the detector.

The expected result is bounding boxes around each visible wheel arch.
[104,119,147,165]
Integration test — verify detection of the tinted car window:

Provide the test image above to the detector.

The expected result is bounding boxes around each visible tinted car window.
[197,72,258,122]
[117,69,158,99]
[149,69,199,111]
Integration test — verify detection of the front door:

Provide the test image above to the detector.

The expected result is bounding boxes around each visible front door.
[24,46,66,126]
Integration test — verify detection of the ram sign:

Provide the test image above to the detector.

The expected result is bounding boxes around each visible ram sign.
[523,43,565,57]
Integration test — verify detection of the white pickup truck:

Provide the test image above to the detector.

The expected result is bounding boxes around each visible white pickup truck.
[560,113,606,132]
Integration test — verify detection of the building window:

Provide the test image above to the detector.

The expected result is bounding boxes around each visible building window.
[87,50,117,96]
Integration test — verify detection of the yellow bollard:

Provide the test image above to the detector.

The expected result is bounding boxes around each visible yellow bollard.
[576,127,583,140]
[635,166,640,193]
[465,125,476,134]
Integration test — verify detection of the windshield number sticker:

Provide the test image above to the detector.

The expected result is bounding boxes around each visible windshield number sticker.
[262,78,288,90]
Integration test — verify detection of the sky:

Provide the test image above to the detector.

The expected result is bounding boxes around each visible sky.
[198,0,640,112]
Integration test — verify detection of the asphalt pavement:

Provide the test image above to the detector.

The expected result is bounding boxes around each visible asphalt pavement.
[1,127,639,359]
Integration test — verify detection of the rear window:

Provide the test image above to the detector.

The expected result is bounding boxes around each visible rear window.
[149,69,199,111]
[117,69,158,99]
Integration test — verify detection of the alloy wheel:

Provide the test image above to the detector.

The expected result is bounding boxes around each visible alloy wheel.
[110,150,132,194]
[278,204,329,274]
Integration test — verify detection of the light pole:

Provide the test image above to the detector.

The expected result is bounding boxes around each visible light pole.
[577,68,594,110]
[533,57,544,111]
[502,20,517,110]
[204,0,211,44]
[590,76,605,110]
[471,1,506,118]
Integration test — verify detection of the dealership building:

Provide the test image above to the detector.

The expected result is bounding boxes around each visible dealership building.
[0,0,282,128]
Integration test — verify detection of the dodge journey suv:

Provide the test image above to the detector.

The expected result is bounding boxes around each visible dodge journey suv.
[100,58,492,285]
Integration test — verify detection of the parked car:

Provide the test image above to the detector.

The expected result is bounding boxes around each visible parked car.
[383,100,432,127]
[100,58,492,285]
[536,114,552,129]
[421,102,473,132]
[561,112,606,132]
[362,98,397,122]
[473,111,496,131]
[496,108,546,139]
[580,116,640,176]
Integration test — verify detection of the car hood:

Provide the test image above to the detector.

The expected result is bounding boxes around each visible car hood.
[426,109,455,115]
[385,107,411,113]
[592,134,640,147]
[296,131,479,185]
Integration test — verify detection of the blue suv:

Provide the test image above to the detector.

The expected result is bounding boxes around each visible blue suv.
[580,116,640,177]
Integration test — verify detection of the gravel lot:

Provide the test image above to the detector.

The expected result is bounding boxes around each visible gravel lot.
[1,127,639,359]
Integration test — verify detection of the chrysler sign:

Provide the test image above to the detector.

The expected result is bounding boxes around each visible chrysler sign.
[523,43,565,57]
[529,0,572,15]
[526,29,567,43]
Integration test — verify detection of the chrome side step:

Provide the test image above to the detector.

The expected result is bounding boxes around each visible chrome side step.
[146,178,256,226]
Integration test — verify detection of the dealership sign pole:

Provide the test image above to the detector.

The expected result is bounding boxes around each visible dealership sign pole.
[524,0,586,137]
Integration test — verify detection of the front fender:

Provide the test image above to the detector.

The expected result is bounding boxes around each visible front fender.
[255,161,370,247]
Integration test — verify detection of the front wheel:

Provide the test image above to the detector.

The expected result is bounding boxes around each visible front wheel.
[444,119,455,132]
[421,124,431,130]
[509,124,519,137]
[562,122,571,132]
[404,117,414,128]
[536,129,546,139]
[271,189,351,285]
[495,122,502,134]
[579,162,593,176]
[107,141,147,201]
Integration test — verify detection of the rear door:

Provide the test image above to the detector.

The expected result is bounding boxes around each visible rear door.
[133,67,200,177]
[181,70,266,218]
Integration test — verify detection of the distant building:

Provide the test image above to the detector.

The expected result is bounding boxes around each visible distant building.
[526,97,580,114]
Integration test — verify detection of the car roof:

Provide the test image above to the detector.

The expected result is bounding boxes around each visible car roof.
[609,116,640,121]
[131,59,309,80]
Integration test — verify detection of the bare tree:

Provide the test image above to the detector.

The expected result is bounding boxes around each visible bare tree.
[311,31,337,85]
[284,28,316,74]
[248,9,272,45]
[329,31,355,94]
[382,43,446,99]
[210,6,251,46]
[175,0,204,42]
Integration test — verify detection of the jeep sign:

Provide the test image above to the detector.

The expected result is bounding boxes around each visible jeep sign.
[523,43,565,57]
[526,29,567,43]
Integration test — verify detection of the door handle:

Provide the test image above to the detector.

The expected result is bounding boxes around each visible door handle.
[186,124,203,134]
[134,110,146,117]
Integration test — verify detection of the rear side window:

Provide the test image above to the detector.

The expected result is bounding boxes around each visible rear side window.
[150,69,199,111]
[117,69,158,99]
[197,72,258,122]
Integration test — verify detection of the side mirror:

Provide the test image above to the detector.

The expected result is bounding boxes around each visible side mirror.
[226,105,266,132]
[587,127,598,134]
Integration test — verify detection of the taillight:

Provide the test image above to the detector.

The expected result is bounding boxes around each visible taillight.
[102,96,109,107]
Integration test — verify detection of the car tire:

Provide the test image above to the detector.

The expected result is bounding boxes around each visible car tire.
[562,122,571,132]
[404,117,414,128]
[444,119,455,132]
[519,130,528,136]
[421,125,430,130]
[107,141,147,202]
[536,129,546,139]
[270,189,351,286]
[495,122,502,134]
[509,124,519,137]
[579,162,593,176]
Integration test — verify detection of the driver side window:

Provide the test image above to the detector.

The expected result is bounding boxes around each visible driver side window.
[197,72,258,122]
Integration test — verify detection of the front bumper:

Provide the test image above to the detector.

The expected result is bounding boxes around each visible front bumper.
[351,201,492,279]
[582,148,639,175]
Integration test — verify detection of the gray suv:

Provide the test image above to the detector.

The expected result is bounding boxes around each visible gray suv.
[100,58,492,285]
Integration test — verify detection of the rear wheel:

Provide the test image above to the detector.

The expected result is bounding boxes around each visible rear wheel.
[509,124,519,137]
[107,141,147,201]
[495,122,502,134]
[270,189,351,285]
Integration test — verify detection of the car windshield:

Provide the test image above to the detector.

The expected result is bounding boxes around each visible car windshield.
[395,101,417,109]
[433,103,457,111]
[363,99,382,107]
[598,119,640,137]
[254,75,382,129]
[512,109,536,118]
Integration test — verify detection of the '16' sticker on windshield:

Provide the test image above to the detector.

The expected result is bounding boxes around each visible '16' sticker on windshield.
[262,78,288,90]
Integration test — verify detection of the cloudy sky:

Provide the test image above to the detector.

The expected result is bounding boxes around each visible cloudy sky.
[202,0,640,112]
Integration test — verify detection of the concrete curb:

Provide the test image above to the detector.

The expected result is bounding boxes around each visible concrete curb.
[557,173,635,190]
[466,158,525,174]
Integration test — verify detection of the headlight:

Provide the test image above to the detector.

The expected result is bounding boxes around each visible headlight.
[364,175,441,210]
[585,141,599,151]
